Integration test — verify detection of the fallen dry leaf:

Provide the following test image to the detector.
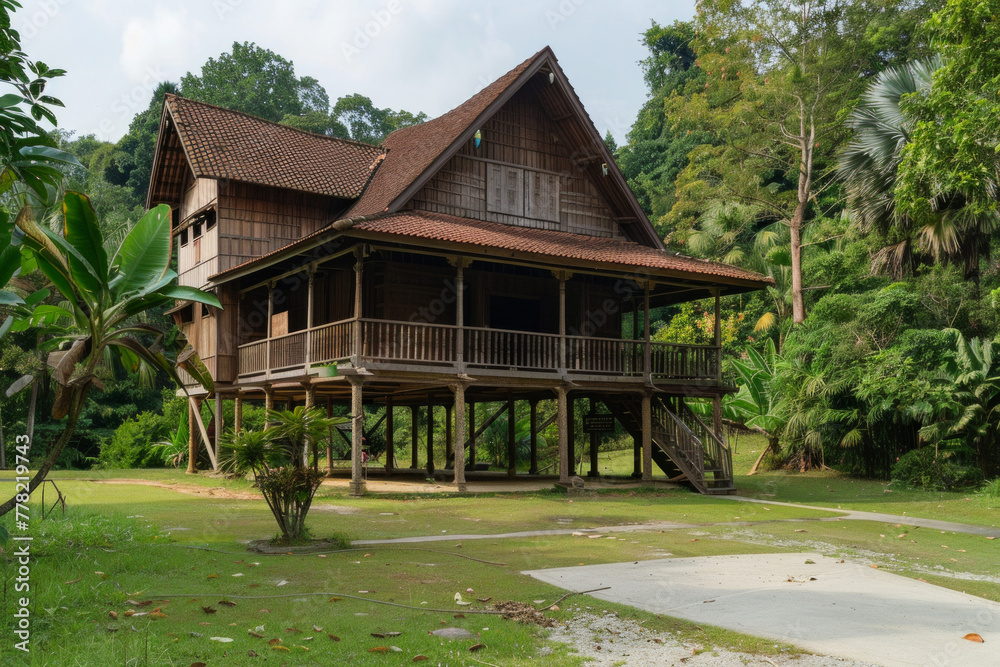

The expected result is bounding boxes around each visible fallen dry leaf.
[369,647,390,653]
[372,633,386,638]
[268,638,282,646]
[964,633,984,643]
[247,650,258,657]
[413,656,429,662]
[477,597,492,603]
[64,578,82,585]
[869,564,879,569]
[469,643,485,652]
[328,634,341,642]
[271,645,289,652]
[219,600,237,607]
[285,627,302,634]
[108,611,118,620]
[202,606,217,614]
[124,610,135,618]
[248,631,264,639]
[206,574,218,579]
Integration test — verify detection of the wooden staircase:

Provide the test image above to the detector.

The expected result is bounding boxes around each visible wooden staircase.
[605,395,735,495]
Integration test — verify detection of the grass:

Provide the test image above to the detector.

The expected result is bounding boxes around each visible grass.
[5,436,999,664]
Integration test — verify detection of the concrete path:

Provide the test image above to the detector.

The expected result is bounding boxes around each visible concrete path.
[526,552,1000,667]
[730,496,1000,538]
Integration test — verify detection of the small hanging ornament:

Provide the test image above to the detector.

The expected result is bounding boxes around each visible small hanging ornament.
[474,130,482,149]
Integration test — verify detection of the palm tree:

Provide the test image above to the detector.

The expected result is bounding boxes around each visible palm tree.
[0,192,218,516]
[838,57,998,281]
[221,407,347,542]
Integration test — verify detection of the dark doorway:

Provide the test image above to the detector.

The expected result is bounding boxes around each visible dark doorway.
[489,295,541,332]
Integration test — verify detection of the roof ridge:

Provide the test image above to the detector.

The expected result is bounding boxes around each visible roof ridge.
[164,93,386,152]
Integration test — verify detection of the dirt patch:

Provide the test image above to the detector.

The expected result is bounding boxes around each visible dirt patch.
[91,479,261,500]
[493,600,556,627]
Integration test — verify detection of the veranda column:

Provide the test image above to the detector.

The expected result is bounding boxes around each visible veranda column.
[265,282,274,379]
[557,272,569,373]
[304,382,316,469]
[348,376,366,497]
[445,404,453,467]
[643,281,652,380]
[588,397,599,478]
[186,396,200,474]
[452,383,467,492]
[352,247,364,367]
[452,257,470,372]
[468,401,476,468]
[326,395,335,476]
[305,268,315,372]
[426,397,435,476]
[713,289,722,382]
[555,386,570,484]
[641,392,653,482]
[263,387,274,431]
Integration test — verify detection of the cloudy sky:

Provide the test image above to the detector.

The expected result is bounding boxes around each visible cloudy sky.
[15,0,696,145]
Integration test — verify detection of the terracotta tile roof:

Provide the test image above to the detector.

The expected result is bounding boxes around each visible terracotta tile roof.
[346,49,548,217]
[352,211,772,285]
[164,94,385,198]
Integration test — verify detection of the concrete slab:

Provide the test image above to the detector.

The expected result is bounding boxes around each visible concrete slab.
[525,553,1000,667]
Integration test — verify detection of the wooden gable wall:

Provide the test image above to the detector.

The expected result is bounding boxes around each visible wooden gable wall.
[405,88,624,239]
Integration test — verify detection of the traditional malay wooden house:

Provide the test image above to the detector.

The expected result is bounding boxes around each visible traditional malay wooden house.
[147,47,770,495]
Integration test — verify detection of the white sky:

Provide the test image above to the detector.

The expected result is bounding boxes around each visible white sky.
[14,0,696,145]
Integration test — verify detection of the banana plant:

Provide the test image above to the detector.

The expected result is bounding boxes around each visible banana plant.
[0,192,219,516]
[727,338,786,473]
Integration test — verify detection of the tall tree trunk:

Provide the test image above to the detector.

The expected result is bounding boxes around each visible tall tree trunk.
[0,405,6,469]
[790,202,806,324]
[0,383,88,517]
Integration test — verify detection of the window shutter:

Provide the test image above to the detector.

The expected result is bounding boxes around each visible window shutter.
[524,170,560,222]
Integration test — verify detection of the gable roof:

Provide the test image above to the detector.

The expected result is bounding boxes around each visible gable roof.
[147,94,385,207]
[346,47,662,249]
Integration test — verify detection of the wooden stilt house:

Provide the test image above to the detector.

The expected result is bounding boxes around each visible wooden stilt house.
[148,47,771,494]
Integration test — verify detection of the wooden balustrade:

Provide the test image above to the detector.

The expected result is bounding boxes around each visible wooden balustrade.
[310,319,353,364]
[465,327,559,369]
[237,318,721,381]
[362,319,457,363]
[652,397,705,472]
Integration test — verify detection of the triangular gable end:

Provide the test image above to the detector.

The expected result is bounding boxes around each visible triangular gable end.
[351,47,662,249]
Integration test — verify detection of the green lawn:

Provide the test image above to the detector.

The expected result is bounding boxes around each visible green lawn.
[4,440,999,665]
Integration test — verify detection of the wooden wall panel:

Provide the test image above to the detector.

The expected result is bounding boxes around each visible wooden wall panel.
[180,178,217,219]
[407,88,623,239]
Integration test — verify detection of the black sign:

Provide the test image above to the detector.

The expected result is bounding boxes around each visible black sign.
[582,415,615,433]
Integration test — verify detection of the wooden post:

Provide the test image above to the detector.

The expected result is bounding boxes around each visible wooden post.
[410,405,419,469]
[265,283,274,378]
[567,394,576,476]
[348,376,365,496]
[426,396,435,476]
[352,247,364,367]
[234,391,243,435]
[452,384,467,492]
[557,272,568,373]
[385,395,395,476]
[506,393,516,477]
[445,404,453,468]
[529,399,539,475]
[588,397,599,478]
[453,258,469,372]
[264,387,274,430]
[304,383,316,469]
[643,282,651,379]
[468,401,476,468]
[326,395,335,476]
[186,396,199,474]
[213,392,223,472]
[305,269,315,371]
[713,396,723,439]
[642,392,653,482]
[632,430,642,478]
[713,289,722,382]
[555,386,569,484]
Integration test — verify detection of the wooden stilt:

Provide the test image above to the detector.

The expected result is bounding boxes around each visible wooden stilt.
[567,395,576,477]
[506,392,516,477]
[445,404,453,468]
[326,395,335,476]
[529,399,538,475]
[214,392,223,472]
[588,397,599,478]
[426,396,435,476]
[385,395,395,476]
[304,383,316,469]
[453,384,467,492]
[234,391,243,435]
[556,386,569,484]
[642,392,653,482]
[264,388,274,430]
[468,401,476,468]
[349,377,365,496]
[187,396,199,474]
[410,405,419,469]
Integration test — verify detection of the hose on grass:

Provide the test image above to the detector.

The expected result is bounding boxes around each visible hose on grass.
[136,587,612,616]
[176,544,507,566]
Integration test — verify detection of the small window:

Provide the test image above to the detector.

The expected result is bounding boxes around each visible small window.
[202,304,211,318]
[178,305,194,324]
[193,223,202,239]
[180,229,188,246]
[205,209,217,230]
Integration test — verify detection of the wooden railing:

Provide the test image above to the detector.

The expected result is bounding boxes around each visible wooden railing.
[650,342,719,380]
[362,319,457,363]
[674,398,732,483]
[238,318,721,381]
[311,319,353,364]
[270,330,307,371]
[465,327,559,369]
[652,396,705,474]
[566,337,643,375]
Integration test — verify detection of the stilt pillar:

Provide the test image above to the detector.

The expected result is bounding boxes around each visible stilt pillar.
[426,397,435,476]
[588,397,599,478]
[452,383,467,492]
[410,405,419,469]
[264,387,274,431]
[555,386,570,484]
[186,396,200,474]
[326,395,335,477]
[213,392,223,472]
[529,399,539,475]
[506,392,516,477]
[641,392,653,482]
[385,395,395,476]
[348,376,366,496]
[234,391,243,435]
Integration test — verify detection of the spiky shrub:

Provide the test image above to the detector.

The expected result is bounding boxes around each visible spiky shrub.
[221,407,347,542]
